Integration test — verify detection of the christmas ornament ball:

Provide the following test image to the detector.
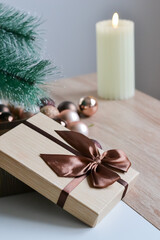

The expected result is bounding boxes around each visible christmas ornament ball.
[0,112,14,122]
[67,121,89,136]
[58,109,80,123]
[53,117,67,127]
[0,104,10,115]
[79,96,98,117]
[8,105,23,119]
[40,105,59,119]
[39,97,56,108]
[58,101,77,112]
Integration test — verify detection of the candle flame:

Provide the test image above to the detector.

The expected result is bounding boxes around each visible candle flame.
[112,12,119,28]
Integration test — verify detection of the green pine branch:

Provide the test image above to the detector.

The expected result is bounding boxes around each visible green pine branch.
[0,48,60,110]
[0,3,41,54]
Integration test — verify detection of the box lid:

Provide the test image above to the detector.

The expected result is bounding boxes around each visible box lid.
[0,113,139,227]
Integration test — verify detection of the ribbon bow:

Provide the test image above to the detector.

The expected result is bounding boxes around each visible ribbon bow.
[40,130,131,188]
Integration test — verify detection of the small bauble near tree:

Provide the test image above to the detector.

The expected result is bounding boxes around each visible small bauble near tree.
[39,97,56,109]
[58,101,77,112]
[40,105,59,119]
[0,112,14,122]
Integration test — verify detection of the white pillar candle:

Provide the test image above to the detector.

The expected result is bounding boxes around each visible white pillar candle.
[96,13,135,100]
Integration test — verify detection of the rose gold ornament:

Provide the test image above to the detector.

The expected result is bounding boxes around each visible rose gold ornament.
[40,105,59,118]
[79,96,98,117]
[67,121,89,136]
[58,109,79,123]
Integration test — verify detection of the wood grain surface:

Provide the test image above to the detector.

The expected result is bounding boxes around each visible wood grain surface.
[50,73,160,229]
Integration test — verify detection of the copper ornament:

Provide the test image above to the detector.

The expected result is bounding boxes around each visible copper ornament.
[79,96,98,117]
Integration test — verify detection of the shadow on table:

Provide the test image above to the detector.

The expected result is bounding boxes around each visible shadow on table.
[0,192,88,229]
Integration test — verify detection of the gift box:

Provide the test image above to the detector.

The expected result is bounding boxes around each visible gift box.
[0,113,139,227]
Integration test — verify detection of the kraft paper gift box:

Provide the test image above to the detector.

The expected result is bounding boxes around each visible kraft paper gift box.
[0,113,139,227]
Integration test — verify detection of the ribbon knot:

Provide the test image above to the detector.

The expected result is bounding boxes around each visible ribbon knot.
[40,130,131,189]
[94,158,101,164]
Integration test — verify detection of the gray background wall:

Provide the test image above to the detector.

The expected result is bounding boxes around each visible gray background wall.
[1,0,160,99]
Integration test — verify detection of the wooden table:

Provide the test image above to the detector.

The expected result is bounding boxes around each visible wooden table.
[51,73,160,230]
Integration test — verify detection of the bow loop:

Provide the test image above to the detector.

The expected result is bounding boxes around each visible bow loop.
[55,130,100,159]
[102,149,131,172]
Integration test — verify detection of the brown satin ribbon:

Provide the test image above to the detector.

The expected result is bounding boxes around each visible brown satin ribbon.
[23,121,131,208]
